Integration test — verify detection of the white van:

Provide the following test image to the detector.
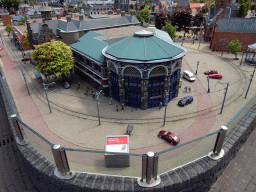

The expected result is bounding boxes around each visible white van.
[183,70,195,82]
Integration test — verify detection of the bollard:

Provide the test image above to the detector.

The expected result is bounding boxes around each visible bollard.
[51,144,75,179]
[146,151,154,184]
[10,114,28,145]
[208,126,228,160]
[153,154,159,179]
[137,152,161,187]
[141,154,147,182]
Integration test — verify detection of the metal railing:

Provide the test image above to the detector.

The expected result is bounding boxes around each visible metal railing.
[0,71,255,187]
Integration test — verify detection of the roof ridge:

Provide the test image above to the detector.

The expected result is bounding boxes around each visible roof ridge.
[151,37,171,57]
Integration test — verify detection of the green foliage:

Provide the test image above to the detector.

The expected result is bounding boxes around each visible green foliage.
[140,7,151,22]
[145,0,151,5]
[136,14,144,26]
[227,40,242,59]
[125,11,131,14]
[71,8,76,13]
[161,23,177,39]
[31,40,74,77]
[210,3,215,7]
[237,2,250,17]
[130,4,134,10]
[244,1,251,12]
[18,18,26,25]
[155,11,168,29]
[201,5,209,14]
[5,24,12,34]
[0,0,21,11]
[151,5,155,11]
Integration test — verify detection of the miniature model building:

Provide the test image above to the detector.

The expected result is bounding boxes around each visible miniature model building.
[70,27,186,109]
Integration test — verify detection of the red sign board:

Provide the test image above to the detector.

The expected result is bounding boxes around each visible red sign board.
[106,137,127,145]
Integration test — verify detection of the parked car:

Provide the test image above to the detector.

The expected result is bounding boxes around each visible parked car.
[208,74,222,79]
[204,70,218,75]
[178,96,193,107]
[158,130,180,145]
[22,57,31,62]
[63,82,71,89]
[183,70,195,81]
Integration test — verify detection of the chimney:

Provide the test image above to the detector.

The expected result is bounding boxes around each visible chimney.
[117,9,121,14]
[130,10,135,16]
[66,15,71,22]
[56,13,61,19]
[121,11,125,16]
[79,14,84,21]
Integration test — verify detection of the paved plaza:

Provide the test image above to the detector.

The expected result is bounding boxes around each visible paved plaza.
[0,21,256,191]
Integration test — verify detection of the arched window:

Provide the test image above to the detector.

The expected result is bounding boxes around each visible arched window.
[108,62,117,73]
[173,60,182,72]
[123,66,141,77]
[149,66,167,77]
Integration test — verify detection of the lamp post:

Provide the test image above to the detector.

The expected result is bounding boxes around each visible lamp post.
[207,76,210,93]
[43,82,56,113]
[195,61,199,75]
[220,82,229,114]
[244,65,256,99]
[95,90,103,125]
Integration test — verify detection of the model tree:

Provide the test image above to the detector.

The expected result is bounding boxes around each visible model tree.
[170,10,192,31]
[193,12,204,27]
[5,24,13,36]
[155,11,168,29]
[31,40,74,79]
[0,0,21,11]
[140,7,151,23]
[162,23,177,40]
[226,40,242,60]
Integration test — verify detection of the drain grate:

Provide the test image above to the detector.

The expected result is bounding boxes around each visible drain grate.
[0,136,14,147]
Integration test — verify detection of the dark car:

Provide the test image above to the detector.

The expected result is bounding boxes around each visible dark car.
[208,74,222,79]
[204,70,218,75]
[63,82,71,89]
[178,96,193,107]
[158,130,180,145]
[22,57,31,62]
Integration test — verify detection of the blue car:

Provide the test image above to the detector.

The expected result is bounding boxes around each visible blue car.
[178,96,193,107]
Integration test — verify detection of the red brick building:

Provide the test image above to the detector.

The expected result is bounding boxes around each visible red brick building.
[210,18,256,51]
[204,0,239,42]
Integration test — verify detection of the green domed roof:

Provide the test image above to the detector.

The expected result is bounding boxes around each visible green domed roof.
[103,29,186,62]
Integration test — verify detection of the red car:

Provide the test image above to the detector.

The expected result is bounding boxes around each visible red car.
[208,74,223,79]
[158,130,180,145]
[22,57,31,62]
[204,70,218,75]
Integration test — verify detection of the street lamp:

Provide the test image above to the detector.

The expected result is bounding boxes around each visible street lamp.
[244,65,256,99]
[207,76,210,93]
[95,90,103,125]
[195,61,199,75]
[43,82,56,113]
